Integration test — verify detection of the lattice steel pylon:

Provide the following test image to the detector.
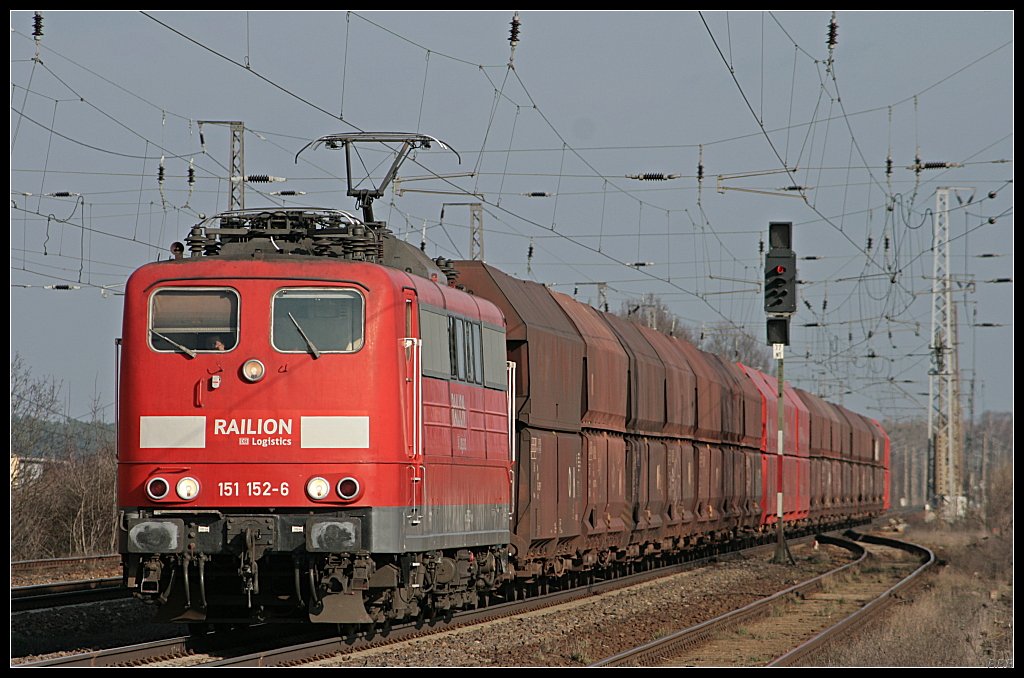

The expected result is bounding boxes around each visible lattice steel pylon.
[928,188,965,519]
[469,203,484,261]
[199,121,245,211]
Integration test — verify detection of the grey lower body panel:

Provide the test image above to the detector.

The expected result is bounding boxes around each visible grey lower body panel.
[122,503,510,556]
[374,503,510,552]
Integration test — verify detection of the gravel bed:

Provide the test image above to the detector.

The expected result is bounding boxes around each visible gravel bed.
[313,542,852,667]
[11,599,183,664]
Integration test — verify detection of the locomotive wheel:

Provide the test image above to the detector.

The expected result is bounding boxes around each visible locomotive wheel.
[341,623,360,644]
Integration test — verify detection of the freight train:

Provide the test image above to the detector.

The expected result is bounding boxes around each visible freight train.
[116,133,889,627]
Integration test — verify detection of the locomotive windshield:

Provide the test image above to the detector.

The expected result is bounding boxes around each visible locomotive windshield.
[149,288,239,353]
[271,288,364,354]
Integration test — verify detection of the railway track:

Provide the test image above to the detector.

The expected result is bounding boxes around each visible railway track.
[590,531,934,667]
[12,555,121,575]
[18,531,838,668]
[12,578,130,612]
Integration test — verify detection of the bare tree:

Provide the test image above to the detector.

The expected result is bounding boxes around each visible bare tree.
[615,295,771,369]
[10,353,66,463]
[10,356,117,558]
[616,293,697,342]
[699,323,773,372]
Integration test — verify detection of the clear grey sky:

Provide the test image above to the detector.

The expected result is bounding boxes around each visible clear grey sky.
[10,10,1014,423]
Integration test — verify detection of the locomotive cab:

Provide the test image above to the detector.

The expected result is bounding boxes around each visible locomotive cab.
[117,208,513,627]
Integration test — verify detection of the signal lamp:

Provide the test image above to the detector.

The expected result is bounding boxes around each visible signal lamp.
[146,477,170,500]
[242,359,266,383]
[175,477,201,501]
[337,477,361,501]
[306,477,331,501]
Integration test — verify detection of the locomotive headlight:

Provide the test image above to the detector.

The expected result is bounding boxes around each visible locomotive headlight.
[242,359,266,383]
[306,476,331,501]
[146,477,170,500]
[175,476,201,501]
[336,477,361,501]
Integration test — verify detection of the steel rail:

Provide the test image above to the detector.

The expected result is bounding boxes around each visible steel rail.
[12,577,129,612]
[588,533,868,667]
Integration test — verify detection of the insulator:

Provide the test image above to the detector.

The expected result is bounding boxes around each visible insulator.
[629,173,678,181]
[884,236,890,252]
[784,185,805,191]
[804,300,813,311]
[187,164,195,185]
[158,165,165,184]
[827,16,838,49]
[509,12,521,45]
[758,238,764,255]
[697,163,704,182]
[914,154,921,174]
[866,237,872,251]
[527,242,534,259]
[246,174,270,183]
[33,12,43,39]
[186,225,207,256]
[885,157,893,176]
[51,284,72,290]
[420,240,426,252]
[822,298,828,312]
[988,191,997,199]
[50,191,72,197]
[573,286,578,296]
[922,162,948,169]
[525,192,552,197]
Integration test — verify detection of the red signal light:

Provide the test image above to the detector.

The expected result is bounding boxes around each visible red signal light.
[775,265,786,274]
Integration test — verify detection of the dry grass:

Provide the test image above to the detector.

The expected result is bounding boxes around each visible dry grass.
[808,524,1013,667]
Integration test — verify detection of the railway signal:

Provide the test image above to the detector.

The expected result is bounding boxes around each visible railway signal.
[765,221,796,346]
[764,223,797,316]
[765,221,797,565]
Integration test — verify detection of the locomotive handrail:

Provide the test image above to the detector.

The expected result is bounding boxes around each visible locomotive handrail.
[402,337,424,527]
[400,337,423,460]
[506,361,516,464]
[506,360,517,521]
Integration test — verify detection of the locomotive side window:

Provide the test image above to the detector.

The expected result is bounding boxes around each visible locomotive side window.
[149,288,239,353]
[271,289,364,353]
[481,326,507,390]
[469,322,483,385]
[452,317,467,381]
[421,306,504,389]
[420,308,451,378]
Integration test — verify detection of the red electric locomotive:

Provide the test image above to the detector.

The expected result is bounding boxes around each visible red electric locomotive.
[118,135,515,626]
